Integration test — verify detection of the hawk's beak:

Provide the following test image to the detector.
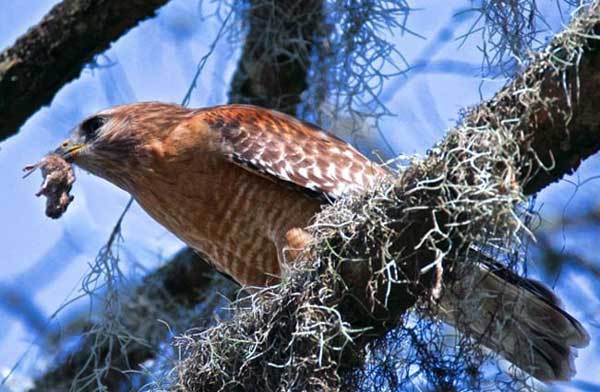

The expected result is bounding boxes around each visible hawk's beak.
[54,140,84,162]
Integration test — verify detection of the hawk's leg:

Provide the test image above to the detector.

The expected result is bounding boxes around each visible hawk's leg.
[281,227,314,265]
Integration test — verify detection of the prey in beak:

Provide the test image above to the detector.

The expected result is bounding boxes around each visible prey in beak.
[22,140,81,179]
[22,110,111,217]
[22,152,76,219]
[23,142,78,219]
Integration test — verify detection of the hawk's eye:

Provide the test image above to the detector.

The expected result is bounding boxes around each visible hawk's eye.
[80,116,106,141]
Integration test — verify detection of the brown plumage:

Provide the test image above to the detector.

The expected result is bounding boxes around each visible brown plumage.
[59,102,384,285]
[56,101,588,382]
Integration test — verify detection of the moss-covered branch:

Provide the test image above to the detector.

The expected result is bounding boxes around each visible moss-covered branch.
[174,4,600,390]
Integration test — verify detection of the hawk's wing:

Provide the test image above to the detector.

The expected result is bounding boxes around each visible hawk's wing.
[197,104,388,200]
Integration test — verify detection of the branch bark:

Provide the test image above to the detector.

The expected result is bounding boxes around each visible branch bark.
[0,0,170,142]
[175,4,600,390]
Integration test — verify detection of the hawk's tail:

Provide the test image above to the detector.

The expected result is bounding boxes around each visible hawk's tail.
[438,261,590,381]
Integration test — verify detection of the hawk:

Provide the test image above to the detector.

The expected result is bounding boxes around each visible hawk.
[54,102,588,381]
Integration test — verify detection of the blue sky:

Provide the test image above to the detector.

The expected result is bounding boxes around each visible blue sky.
[0,0,598,390]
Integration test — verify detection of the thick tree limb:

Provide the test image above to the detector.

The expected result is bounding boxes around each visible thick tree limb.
[0,0,170,142]
[175,4,600,390]
[494,30,600,195]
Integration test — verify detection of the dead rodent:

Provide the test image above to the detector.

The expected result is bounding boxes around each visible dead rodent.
[23,153,75,219]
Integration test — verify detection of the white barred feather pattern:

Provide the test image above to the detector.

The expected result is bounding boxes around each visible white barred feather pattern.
[199,104,388,200]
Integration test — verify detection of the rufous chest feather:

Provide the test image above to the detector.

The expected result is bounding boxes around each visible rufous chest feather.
[129,152,321,286]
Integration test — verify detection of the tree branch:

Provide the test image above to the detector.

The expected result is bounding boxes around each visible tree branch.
[0,0,170,142]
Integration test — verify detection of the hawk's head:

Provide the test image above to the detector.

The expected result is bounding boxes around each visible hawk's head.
[55,102,194,190]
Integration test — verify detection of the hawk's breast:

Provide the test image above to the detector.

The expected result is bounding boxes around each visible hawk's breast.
[131,154,321,287]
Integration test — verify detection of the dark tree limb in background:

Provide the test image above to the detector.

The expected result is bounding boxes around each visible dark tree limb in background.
[175,5,600,390]
[228,0,324,115]
[31,249,237,391]
[0,0,170,142]
[28,1,325,390]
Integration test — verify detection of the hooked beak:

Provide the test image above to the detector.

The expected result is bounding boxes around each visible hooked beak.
[54,139,84,162]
